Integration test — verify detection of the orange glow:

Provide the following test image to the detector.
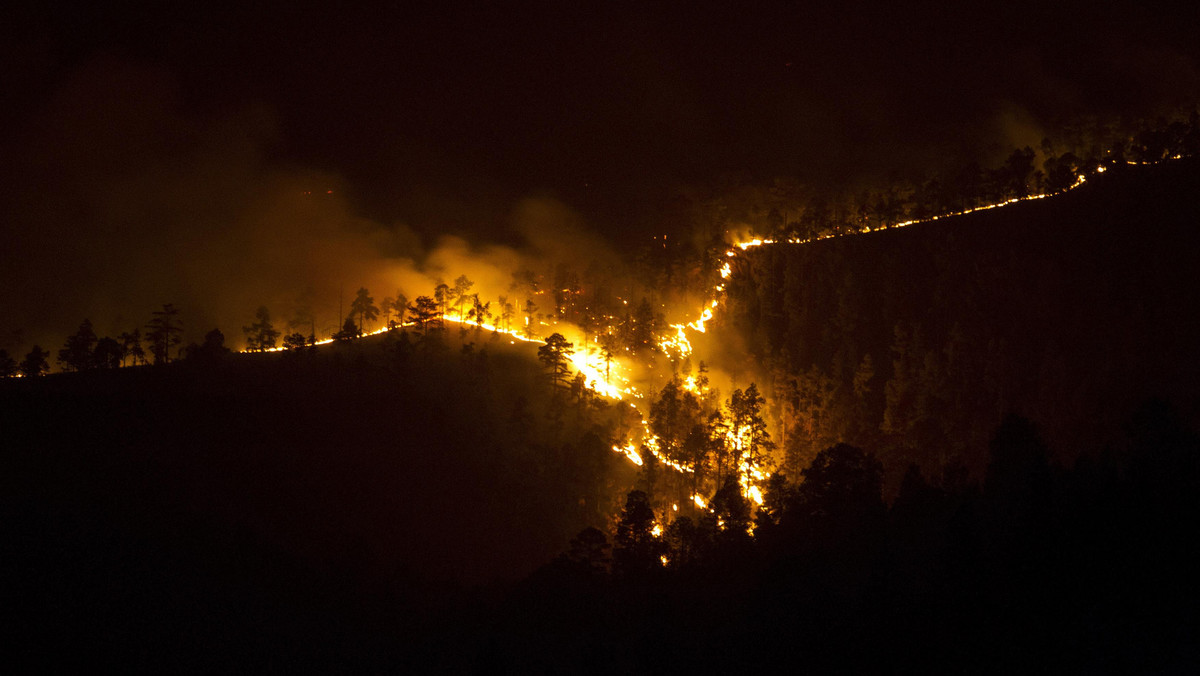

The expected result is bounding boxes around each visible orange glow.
[242,158,1152,527]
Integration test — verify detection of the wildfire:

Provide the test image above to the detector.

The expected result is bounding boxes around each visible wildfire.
[241,158,1161,529]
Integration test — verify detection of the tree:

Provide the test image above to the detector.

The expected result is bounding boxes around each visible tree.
[498,295,513,332]
[710,475,752,536]
[613,490,663,577]
[287,289,316,344]
[596,334,616,385]
[565,527,611,576]
[791,443,885,540]
[93,337,123,369]
[452,274,474,320]
[243,306,280,352]
[727,383,774,486]
[186,328,231,362]
[650,377,702,461]
[282,332,308,350]
[20,345,49,377]
[333,316,359,342]
[985,413,1050,501]
[467,294,491,329]
[146,304,183,364]
[0,349,16,377]
[119,329,145,366]
[1001,146,1037,198]
[57,319,98,371]
[705,409,734,487]
[391,292,408,328]
[522,298,538,338]
[205,328,230,353]
[348,287,379,335]
[408,295,439,335]
[434,281,450,328]
[537,333,575,390]
[626,297,657,353]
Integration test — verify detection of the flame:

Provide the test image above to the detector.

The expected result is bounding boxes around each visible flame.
[242,158,1162,528]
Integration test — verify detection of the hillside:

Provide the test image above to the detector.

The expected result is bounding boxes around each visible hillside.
[0,330,634,669]
[718,158,1200,484]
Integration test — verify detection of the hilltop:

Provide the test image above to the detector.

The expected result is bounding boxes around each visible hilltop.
[719,157,1200,485]
[0,328,634,669]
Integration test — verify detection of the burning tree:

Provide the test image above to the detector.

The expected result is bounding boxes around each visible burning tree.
[537,332,574,391]
[728,383,774,487]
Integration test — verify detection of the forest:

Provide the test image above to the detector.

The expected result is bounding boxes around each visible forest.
[3,112,1200,670]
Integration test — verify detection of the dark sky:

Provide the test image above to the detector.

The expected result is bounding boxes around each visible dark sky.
[1,0,1198,349]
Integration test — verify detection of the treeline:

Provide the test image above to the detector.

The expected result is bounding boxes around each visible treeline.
[742,110,1200,244]
[1,259,677,376]
[0,303,189,377]
[717,154,1200,487]
[497,402,1199,671]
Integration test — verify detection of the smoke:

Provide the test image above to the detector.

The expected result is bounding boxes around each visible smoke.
[0,58,622,357]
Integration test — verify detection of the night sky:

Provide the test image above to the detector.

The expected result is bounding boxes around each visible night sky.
[2,0,1198,347]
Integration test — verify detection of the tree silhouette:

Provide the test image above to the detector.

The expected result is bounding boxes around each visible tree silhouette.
[349,287,379,335]
[57,319,98,371]
[663,516,698,568]
[433,281,450,328]
[119,329,145,366]
[613,490,662,577]
[497,295,513,332]
[650,377,702,463]
[565,526,611,576]
[391,292,408,328]
[185,328,231,362]
[333,316,359,342]
[20,345,49,377]
[282,332,307,350]
[146,304,183,364]
[93,337,123,369]
[243,306,280,352]
[537,333,574,391]
[522,299,538,338]
[467,294,491,329]
[0,349,16,377]
[709,475,752,536]
[452,274,473,320]
[791,443,885,540]
[408,295,439,335]
[984,413,1050,503]
[626,297,657,353]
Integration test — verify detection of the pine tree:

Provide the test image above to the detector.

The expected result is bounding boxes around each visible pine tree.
[243,306,280,351]
[537,333,574,390]
[57,319,98,371]
[20,345,49,377]
[146,304,183,364]
[348,287,379,335]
